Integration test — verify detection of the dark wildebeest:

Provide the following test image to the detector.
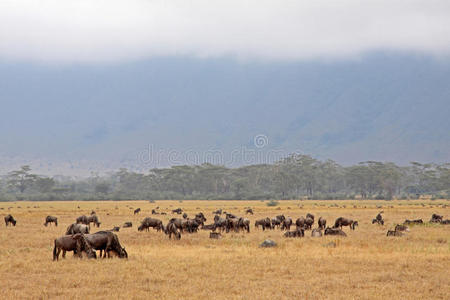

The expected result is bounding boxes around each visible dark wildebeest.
[214,215,228,232]
[164,222,181,240]
[334,217,358,230]
[138,217,163,232]
[4,214,17,226]
[372,212,384,225]
[304,217,314,230]
[172,208,183,214]
[123,222,132,228]
[430,214,443,223]
[182,213,188,219]
[226,213,237,219]
[167,218,185,232]
[184,219,200,233]
[65,223,90,235]
[281,217,293,230]
[237,217,250,233]
[387,230,403,237]
[134,208,141,215]
[85,231,128,258]
[403,219,423,225]
[151,209,159,215]
[441,219,450,224]
[87,214,101,227]
[109,226,120,232]
[271,217,282,229]
[318,217,326,230]
[202,223,217,231]
[394,224,409,232]
[311,228,322,237]
[44,215,58,227]
[226,217,240,233]
[284,228,304,238]
[255,218,271,231]
[324,227,347,236]
[195,212,207,226]
[91,210,96,215]
[76,215,89,225]
[306,213,314,222]
[213,209,222,215]
[295,217,305,229]
[53,233,97,261]
[210,232,222,239]
[246,208,254,215]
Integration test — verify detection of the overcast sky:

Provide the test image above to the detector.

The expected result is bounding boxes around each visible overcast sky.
[1,0,450,63]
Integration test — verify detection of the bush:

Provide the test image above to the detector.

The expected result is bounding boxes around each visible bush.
[266,200,279,207]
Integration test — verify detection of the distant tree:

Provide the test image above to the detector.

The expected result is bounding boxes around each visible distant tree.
[7,165,37,193]
[35,177,56,193]
[95,182,110,194]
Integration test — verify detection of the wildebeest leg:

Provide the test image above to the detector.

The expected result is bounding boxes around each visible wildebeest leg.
[62,250,67,259]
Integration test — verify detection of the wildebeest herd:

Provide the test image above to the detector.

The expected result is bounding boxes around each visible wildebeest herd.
[3,207,449,261]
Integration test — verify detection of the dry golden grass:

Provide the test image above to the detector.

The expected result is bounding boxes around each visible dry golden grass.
[0,199,449,299]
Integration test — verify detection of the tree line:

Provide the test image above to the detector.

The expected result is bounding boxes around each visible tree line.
[0,154,449,201]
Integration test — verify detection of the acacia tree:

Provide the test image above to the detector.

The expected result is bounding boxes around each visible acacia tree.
[7,165,37,193]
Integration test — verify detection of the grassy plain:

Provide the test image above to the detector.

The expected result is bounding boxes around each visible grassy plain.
[0,199,449,299]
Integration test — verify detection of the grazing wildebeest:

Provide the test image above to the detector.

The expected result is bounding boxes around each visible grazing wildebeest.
[226,217,240,233]
[184,219,200,233]
[164,222,181,240]
[134,208,141,215]
[194,212,207,226]
[304,217,314,230]
[430,214,443,223]
[372,211,384,225]
[167,218,185,232]
[284,228,304,238]
[271,217,282,229]
[4,214,17,226]
[318,217,326,230]
[87,214,101,227]
[324,227,347,236]
[210,232,222,239]
[387,230,403,237]
[172,208,183,214]
[123,222,132,228]
[182,213,188,219]
[161,212,167,215]
[66,223,90,235]
[246,208,254,215]
[138,217,163,232]
[44,215,58,227]
[226,212,237,219]
[90,210,96,215]
[403,219,423,225]
[334,217,358,230]
[281,217,293,230]
[311,228,322,237]
[213,209,222,215]
[53,233,97,261]
[85,231,128,258]
[151,209,159,215]
[395,224,409,232]
[441,219,450,224]
[306,213,314,222]
[255,218,272,231]
[202,223,217,231]
[295,217,306,229]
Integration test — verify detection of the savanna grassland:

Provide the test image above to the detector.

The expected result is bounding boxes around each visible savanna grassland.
[0,200,449,299]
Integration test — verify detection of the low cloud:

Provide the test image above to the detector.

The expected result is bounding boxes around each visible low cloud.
[1,0,450,63]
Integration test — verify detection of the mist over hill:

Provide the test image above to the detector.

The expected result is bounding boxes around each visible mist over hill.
[0,53,449,175]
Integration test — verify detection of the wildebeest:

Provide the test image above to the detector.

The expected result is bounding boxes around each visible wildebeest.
[372,212,384,225]
[66,223,90,235]
[76,215,89,225]
[151,209,159,215]
[85,231,128,258]
[53,233,97,261]
[246,208,254,215]
[90,210,96,215]
[255,218,272,231]
[164,222,181,240]
[403,219,423,225]
[430,214,443,223]
[138,217,163,232]
[210,232,222,239]
[334,217,358,230]
[237,217,250,233]
[182,212,188,219]
[134,208,141,215]
[295,217,305,229]
[324,227,347,236]
[214,215,228,232]
[281,217,293,230]
[172,208,183,214]
[4,214,17,226]
[441,219,450,224]
[123,222,132,228]
[304,217,314,230]
[311,228,322,237]
[194,212,207,226]
[202,223,217,231]
[284,228,304,238]
[44,215,58,227]
[184,218,200,233]
[306,213,314,222]
[109,226,120,232]
[87,214,101,227]
[394,224,409,232]
[213,209,222,215]
[386,230,403,237]
[318,217,326,230]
